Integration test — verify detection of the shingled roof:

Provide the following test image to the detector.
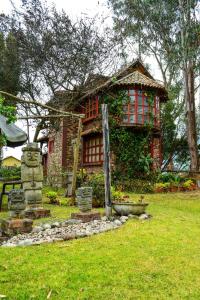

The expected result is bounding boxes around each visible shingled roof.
[114,70,165,90]
[79,59,167,101]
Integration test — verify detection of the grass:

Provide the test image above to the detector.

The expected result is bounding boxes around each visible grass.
[1,191,200,299]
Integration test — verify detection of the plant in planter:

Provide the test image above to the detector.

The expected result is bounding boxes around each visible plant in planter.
[112,195,149,216]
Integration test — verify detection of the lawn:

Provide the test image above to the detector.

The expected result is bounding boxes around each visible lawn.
[1,191,200,299]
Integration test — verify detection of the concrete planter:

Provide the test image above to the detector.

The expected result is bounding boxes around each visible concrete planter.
[112,202,149,216]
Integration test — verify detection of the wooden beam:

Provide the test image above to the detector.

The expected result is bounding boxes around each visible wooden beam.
[102,104,112,217]
[0,90,85,119]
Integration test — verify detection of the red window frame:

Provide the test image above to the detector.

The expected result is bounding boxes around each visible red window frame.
[48,139,54,154]
[83,135,103,165]
[82,96,99,122]
[122,88,160,127]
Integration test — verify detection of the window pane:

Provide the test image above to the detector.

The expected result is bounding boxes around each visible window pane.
[129,89,135,95]
[138,90,142,95]
[123,106,128,112]
[129,95,135,104]
[138,115,143,124]
[129,115,135,123]
[123,115,128,123]
[138,107,143,114]
[138,96,142,105]
[144,97,148,106]
[130,106,135,113]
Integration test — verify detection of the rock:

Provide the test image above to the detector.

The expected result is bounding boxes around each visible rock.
[65,219,82,225]
[32,226,43,233]
[2,243,16,247]
[42,224,51,230]
[114,219,122,226]
[120,216,129,223]
[62,233,76,240]
[139,213,149,220]
[51,222,60,228]
[18,239,33,246]
[128,214,139,219]
[101,216,108,221]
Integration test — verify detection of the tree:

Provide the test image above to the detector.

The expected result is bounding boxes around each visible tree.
[108,0,200,171]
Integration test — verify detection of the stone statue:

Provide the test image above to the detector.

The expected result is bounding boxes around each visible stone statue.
[21,142,43,208]
[8,189,26,219]
[21,142,50,219]
[1,189,33,236]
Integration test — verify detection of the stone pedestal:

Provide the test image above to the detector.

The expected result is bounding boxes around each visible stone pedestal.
[71,211,101,223]
[1,219,33,236]
[24,208,51,219]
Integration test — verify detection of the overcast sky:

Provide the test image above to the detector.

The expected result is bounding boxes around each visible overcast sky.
[0,0,161,160]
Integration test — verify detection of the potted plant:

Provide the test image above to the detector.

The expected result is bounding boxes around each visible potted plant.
[112,195,149,216]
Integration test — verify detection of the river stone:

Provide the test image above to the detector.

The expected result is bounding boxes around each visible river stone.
[18,239,33,246]
[139,214,149,220]
[43,224,51,230]
[32,226,43,233]
[114,219,122,226]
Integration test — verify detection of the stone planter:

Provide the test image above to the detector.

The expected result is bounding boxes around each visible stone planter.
[112,202,149,216]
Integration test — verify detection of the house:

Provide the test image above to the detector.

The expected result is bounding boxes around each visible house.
[41,59,168,186]
[2,156,21,168]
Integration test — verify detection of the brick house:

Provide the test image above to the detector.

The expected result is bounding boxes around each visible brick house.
[41,60,168,186]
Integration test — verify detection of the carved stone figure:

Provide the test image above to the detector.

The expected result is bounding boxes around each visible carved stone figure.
[21,142,50,219]
[8,189,26,219]
[21,143,43,208]
[76,187,93,212]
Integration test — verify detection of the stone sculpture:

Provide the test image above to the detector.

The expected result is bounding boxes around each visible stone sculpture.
[1,189,33,236]
[76,187,93,212]
[21,142,50,219]
[8,189,26,219]
[71,186,100,223]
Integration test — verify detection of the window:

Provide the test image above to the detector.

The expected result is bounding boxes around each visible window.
[48,140,54,154]
[83,135,103,164]
[82,96,99,122]
[122,88,160,127]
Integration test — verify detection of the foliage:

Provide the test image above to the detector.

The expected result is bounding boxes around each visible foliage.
[0,32,21,96]
[46,191,59,205]
[182,180,195,190]
[0,96,17,124]
[2,193,200,299]
[157,172,181,184]
[114,178,154,194]
[83,172,105,207]
[0,166,21,179]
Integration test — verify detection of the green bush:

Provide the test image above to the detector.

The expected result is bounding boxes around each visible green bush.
[83,173,105,207]
[0,166,21,180]
[46,191,59,204]
[114,179,154,193]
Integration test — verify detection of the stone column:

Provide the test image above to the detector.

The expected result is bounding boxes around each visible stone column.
[21,142,50,219]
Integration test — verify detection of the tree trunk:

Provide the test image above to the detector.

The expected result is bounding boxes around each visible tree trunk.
[185,61,199,172]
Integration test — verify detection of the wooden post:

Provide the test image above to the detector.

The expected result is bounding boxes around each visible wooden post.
[102,104,112,217]
[71,118,82,200]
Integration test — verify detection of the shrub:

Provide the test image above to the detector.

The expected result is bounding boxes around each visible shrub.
[83,173,105,207]
[114,179,154,193]
[46,191,59,204]
[182,179,195,190]
[0,166,21,180]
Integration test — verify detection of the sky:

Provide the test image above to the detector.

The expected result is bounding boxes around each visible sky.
[0,0,161,160]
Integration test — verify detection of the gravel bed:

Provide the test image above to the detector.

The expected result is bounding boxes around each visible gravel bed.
[1,214,150,247]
